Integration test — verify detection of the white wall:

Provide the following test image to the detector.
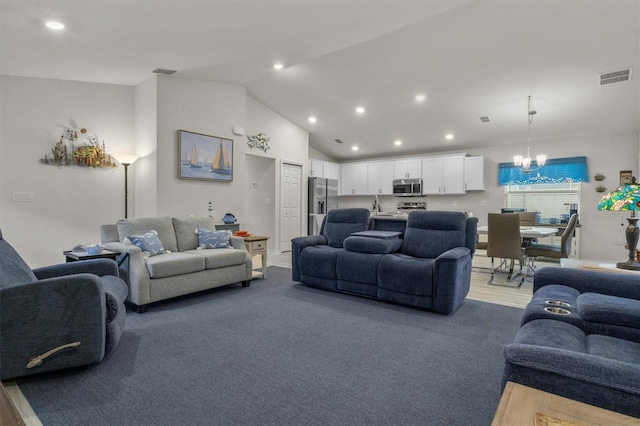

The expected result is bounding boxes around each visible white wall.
[244,96,309,252]
[154,76,247,219]
[0,76,135,267]
[338,132,639,262]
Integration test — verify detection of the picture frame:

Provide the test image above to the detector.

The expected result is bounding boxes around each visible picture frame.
[178,130,233,182]
[620,170,633,186]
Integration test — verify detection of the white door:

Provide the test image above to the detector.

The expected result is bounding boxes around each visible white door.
[280,162,302,252]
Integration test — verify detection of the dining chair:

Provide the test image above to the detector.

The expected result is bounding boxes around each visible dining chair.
[517,211,539,247]
[517,212,538,226]
[486,213,525,286]
[525,213,579,272]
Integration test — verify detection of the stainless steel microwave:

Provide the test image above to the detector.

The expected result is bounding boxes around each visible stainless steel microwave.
[393,178,423,197]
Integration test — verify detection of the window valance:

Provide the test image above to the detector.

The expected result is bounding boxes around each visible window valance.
[498,156,589,186]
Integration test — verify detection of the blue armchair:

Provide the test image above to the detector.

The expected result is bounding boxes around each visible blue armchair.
[0,229,128,380]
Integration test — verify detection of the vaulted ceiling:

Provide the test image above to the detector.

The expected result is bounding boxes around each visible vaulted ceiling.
[2,0,638,161]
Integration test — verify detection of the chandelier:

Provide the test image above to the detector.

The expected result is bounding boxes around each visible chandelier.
[513,96,546,174]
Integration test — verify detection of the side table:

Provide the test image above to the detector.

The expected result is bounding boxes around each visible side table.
[242,235,269,279]
[63,249,120,263]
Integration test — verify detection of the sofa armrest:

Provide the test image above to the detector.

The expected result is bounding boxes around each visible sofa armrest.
[33,258,119,279]
[0,275,106,380]
[577,293,640,329]
[344,235,402,254]
[534,267,640,300]
[228,236,253,280]
[435,246,470,262]
[101,242,151,306]
[291,235,328,281]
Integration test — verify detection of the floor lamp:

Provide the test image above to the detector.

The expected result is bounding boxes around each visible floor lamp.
[112,154,139,218]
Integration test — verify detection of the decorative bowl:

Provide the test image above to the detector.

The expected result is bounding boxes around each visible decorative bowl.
[234,231,249,237]
[222,213,237,224]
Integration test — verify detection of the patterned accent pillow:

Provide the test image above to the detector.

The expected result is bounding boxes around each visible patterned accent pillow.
[196,228,231,249]
[124,230,166,256]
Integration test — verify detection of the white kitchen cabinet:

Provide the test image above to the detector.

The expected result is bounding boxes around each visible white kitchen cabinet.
[308,159,324,177]
[340,163,368,196]
[422,155,465,195]
[393,158,422,179]
[368,161,394,195]
[323,161,340,181]
[464,156,485,191]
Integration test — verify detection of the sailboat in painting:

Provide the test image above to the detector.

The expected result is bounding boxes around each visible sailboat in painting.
[211,141,231,175]
[189,144,202,168]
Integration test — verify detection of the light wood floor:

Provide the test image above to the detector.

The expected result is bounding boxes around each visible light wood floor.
[5,252,551,425]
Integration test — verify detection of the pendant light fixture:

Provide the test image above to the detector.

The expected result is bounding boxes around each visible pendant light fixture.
[513,96,546,174]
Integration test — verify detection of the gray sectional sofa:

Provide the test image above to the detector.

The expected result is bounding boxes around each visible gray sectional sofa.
[101,216,252,312]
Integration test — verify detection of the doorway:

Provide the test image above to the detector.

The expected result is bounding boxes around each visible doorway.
[280,162,302,252]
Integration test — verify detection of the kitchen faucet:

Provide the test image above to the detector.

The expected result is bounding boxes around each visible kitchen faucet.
[372,194,381,213]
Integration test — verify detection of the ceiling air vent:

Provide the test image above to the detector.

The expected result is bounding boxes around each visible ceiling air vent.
[599,68,632,85]
[480,116,490,123]
[152,68,177,75]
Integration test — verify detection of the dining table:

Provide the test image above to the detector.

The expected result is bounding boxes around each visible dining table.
[477,225,558,239]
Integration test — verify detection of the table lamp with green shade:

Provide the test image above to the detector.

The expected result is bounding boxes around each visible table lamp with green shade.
[597,176,640,270]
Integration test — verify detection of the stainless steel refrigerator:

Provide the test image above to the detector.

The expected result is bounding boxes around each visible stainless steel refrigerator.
[308,177,338,235]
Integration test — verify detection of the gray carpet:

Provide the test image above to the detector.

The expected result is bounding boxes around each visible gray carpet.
[17,266,523,425]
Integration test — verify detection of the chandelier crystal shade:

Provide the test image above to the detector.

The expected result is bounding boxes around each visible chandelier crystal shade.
[513,96,546,174]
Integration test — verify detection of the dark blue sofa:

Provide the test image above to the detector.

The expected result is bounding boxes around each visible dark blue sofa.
[0,229,128,380]
[503,267,640,418]
[292,209,478,314]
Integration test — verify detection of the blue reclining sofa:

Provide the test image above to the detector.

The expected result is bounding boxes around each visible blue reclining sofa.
[503,267,640,418]
[292,208,478,314]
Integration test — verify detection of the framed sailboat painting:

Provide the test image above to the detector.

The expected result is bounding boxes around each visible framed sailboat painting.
[178,129,233,182]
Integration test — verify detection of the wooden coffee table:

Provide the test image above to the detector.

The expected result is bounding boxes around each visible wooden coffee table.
[492,382,638,425]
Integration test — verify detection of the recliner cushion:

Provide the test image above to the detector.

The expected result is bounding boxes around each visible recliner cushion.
[378,253,435,297]
[145,252,205,279]
[322,209,370,248]
[402,211,466,258]
[577,293,640,329]
[299,245,342,279]
[0,237,37,287]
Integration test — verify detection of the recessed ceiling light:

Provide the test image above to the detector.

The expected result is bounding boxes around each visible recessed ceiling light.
[45,21,65,30]
[273,63,284,70]
[308,116,317,123]
[355,106,366,114]
[352,146,359,151]
[415,94,426,102]
[394,140,402,146]
[445,134,454,140]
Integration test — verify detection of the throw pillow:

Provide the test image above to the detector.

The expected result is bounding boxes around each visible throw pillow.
[196,228,231,249]
[124,230,166,256]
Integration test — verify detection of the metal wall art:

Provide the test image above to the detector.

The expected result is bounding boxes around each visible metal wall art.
[246,132,270,153]
[39,128,117,168]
